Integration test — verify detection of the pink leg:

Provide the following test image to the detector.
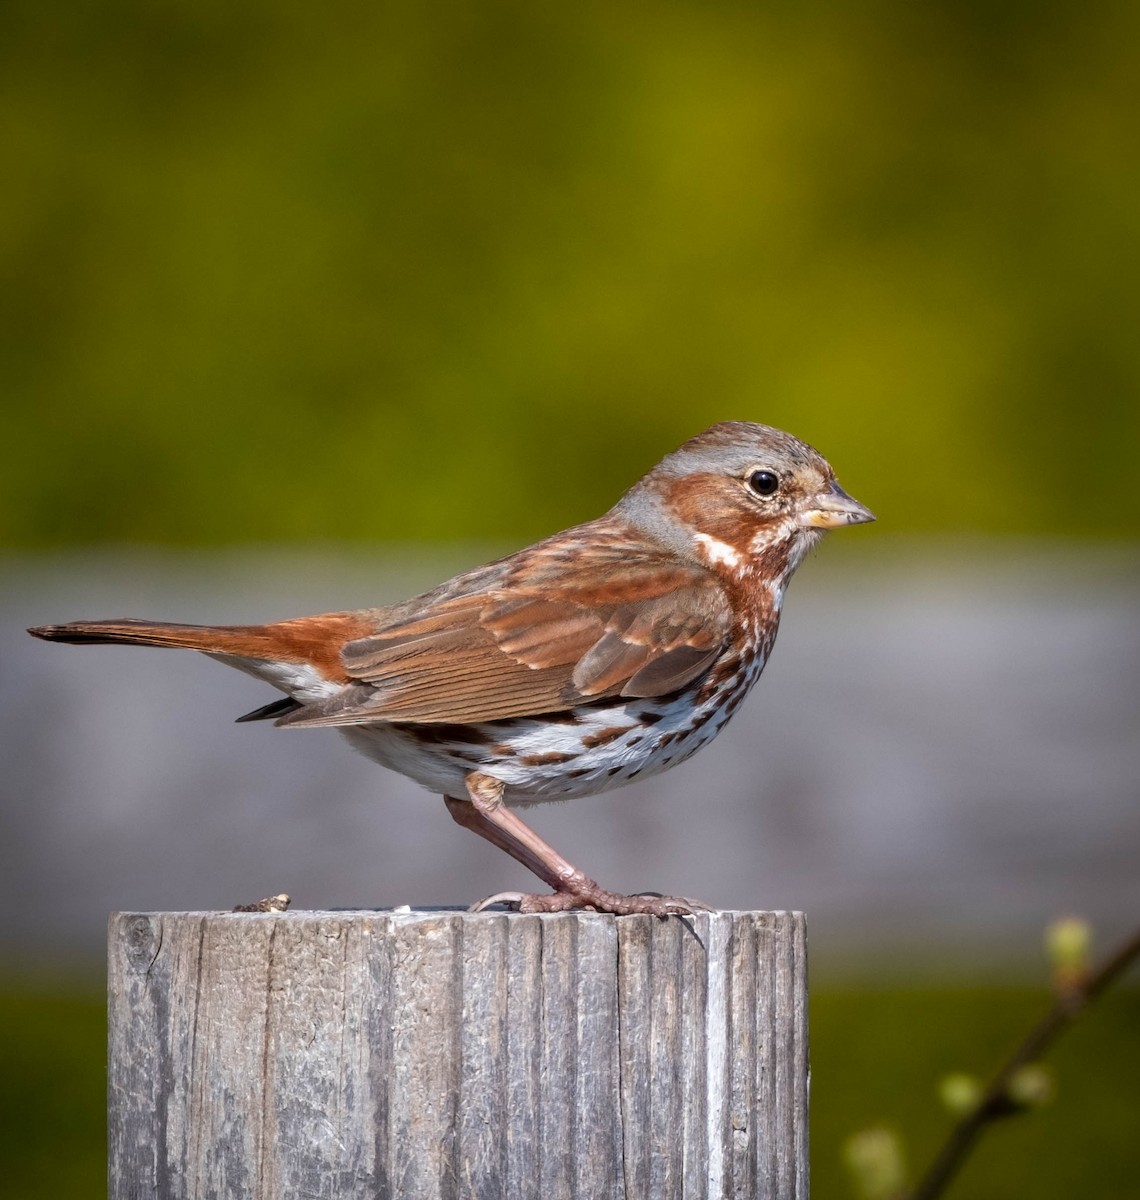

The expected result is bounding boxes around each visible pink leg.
[444,772,709,917]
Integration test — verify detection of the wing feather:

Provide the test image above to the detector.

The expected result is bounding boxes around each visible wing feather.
[280,540,733,728]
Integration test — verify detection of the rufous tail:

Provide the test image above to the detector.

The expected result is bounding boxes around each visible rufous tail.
[28,613,371,687]
[27,619,266,653]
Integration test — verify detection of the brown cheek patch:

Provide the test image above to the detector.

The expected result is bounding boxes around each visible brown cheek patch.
[663,475,779,555]
[665,474,734,531]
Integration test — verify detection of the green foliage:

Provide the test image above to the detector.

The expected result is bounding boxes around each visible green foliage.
[813,985,1140,1200]
[3,2,1139,546]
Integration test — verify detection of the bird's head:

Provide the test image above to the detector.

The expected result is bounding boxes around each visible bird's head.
[617,420,874,584]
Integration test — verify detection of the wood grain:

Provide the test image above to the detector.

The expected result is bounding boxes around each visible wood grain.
[108,910,808,1199]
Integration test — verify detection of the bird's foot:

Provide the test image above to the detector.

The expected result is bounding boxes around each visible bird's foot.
[471,884,714,917]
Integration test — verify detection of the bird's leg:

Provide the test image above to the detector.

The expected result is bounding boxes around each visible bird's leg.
[443,791,566,891]
[445,771,703,917]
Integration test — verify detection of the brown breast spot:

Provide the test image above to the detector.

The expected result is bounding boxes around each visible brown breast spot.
[518,750,576,767]
[580,725,633,750]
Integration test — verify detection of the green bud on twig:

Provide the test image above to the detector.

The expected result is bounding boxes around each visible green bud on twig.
[1046,917,1092,998]
[1006,1063,1055,1110]
[938,1072,982,1116]
[843,1125,907,1200]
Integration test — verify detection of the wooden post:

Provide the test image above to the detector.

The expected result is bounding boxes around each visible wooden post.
[109,909,808,1199]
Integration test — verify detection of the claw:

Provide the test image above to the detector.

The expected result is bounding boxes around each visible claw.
[469,891,526,912]
[635,891,716,913]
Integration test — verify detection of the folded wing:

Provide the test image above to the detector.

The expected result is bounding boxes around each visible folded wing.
[278,552,731,728]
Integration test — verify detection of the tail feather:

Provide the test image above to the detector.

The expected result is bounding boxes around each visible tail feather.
[28,611,374,689]
[27,619,253,652]
[234,696,304,723]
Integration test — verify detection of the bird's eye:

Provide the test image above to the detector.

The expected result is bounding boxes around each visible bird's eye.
[747,469,780,497]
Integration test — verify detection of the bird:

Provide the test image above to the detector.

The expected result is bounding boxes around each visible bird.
[29,421,873,916]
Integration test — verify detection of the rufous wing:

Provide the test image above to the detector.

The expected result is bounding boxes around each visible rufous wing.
[277,561,731,727]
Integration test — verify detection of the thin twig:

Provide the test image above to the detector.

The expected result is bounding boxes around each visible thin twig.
[908,923,1140,1200]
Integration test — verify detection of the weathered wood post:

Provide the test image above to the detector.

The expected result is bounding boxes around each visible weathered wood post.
[109,909,808,1199]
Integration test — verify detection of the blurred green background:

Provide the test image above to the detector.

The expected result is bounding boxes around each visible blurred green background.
[3,0,1139,547]
[3,2,1137,1196]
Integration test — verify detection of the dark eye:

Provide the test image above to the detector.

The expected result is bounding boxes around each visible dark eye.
[747,469,780,497]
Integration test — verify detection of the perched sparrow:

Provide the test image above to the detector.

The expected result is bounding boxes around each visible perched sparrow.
[29,421,872,915]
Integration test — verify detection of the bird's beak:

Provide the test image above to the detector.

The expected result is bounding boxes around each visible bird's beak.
[799,480,876,529]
